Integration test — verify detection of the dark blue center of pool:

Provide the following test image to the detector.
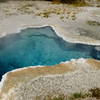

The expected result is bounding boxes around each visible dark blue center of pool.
[0,26,100,79]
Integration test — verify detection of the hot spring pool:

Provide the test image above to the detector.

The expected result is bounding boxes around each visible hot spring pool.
[0,26,100,79]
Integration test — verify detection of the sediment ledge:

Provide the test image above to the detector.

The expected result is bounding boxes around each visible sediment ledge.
[0,58,100,100]
[23,25,100,46]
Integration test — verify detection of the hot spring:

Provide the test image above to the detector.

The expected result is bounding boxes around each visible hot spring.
[0,26,100,80]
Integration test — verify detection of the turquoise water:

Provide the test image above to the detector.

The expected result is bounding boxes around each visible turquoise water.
[0,26,100,79]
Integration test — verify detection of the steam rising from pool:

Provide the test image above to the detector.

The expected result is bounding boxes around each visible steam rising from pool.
[0,26,100,80]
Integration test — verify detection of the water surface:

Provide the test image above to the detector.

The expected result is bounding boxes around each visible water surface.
[0,26,100,80]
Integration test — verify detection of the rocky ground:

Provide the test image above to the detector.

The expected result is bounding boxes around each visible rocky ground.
[0,1,100,45]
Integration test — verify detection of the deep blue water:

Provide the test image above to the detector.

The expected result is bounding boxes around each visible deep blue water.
[0,26,100,80]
